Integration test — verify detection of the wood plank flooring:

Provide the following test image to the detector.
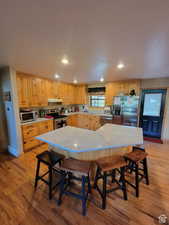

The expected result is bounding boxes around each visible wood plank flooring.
[0,142,169,225]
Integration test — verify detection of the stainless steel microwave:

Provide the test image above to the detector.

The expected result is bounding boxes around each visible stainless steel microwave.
[20,111,38,123]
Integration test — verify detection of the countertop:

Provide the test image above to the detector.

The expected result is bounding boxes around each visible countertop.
[20,118,53,126]
[36,124,143,153]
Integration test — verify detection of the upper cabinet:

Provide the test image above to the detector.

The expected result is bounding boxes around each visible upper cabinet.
[74,85,87,104]
[105,80,141,105]
[16,73,140,108]
[16,73,30,108]
[17,73,48,108]
[16,73,87,108]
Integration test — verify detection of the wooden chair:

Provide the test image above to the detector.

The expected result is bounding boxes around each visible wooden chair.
[34,150,65,199]
[57,158,91,216]
[124,147,149,197]
[94,155,128,210]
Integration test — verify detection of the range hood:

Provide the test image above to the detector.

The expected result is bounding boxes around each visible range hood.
[48,98,63,103]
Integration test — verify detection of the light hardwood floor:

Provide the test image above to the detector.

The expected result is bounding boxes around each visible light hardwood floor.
[0,142,169,225]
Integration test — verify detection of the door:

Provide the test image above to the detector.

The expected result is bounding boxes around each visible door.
[139,89,166,139]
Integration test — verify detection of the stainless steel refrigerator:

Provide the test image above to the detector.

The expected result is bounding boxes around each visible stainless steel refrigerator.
[112,96,140,127]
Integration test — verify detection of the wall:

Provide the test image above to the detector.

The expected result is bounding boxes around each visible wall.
[141,77,169,143]
[1,66,23,156]
[0,73,8,152]
[141,78,169,89]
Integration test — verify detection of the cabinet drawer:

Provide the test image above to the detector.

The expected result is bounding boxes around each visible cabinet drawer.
[23,137,40,151]
[22,124,39,139]
[39,120,53,134]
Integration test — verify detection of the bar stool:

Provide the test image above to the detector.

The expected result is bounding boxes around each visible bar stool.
[127,146,145,173]
[34,150,65,199]
[124,147,149,198]
[94,155,128,210]
[57,158,91,216]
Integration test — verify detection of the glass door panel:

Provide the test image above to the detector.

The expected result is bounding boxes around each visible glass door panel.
[143,93,162,117]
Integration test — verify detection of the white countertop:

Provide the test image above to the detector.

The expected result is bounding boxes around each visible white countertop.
[21,118,53,126]
[36,124,143,153]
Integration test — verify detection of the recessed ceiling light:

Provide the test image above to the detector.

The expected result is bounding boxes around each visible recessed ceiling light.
[54,74,60,79]
[100,77,104,82]
[117,63,125,69]
[61,57,69,65]
[73,79,78,84]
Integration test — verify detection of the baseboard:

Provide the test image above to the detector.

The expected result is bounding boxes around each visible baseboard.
[162,139,169,145]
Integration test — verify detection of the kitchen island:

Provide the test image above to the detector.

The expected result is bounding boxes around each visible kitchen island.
[36,124,143,161]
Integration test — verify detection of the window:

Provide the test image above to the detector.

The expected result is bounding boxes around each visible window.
[89,95,105,107]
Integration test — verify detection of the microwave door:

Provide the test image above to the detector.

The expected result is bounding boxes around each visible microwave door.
[21,113,34,122]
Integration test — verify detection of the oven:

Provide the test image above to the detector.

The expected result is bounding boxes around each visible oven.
[46,113,67,129]
[54,118,67,129]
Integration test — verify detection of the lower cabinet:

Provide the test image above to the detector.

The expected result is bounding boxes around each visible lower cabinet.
[67,114,101,131]
[21,120,53,152]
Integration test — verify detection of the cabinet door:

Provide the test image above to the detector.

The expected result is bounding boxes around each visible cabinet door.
[29,77,40,107]
[75,85,87,104]
[46,80,53,99]
[16,74,29,108]
[38,79,48,106]
[52,81,59,98]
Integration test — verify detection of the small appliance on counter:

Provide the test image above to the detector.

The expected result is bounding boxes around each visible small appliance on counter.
[20,110,38,123]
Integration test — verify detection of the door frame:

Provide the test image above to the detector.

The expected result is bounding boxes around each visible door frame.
[139,88,167,139]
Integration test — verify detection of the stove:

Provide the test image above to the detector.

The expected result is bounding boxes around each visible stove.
[46,113,67,129]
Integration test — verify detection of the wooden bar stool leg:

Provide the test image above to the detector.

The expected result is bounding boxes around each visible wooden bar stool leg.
[135,163,139,197]
[87,175,91,193]
[34,160,40,188]
[143,158,149,185]
[111,169,116,183]
[120,167,127,200]
[81,176,87,216]
[49,165,53,200]
[94,167,100,188]
[102,171,107,210]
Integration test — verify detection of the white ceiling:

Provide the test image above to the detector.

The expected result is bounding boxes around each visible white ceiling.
[0,0,169,83]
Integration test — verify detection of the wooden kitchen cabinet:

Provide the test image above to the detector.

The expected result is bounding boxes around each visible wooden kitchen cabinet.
[21,119,53,152]
[105,79,141,105]
[67,114,101,130]
[22,123,39,139]
[74,85,87,104]
[29,77,48,107]
[29,77,39,107]
[67,114,78,127]
[16,73,87,107]
[38,78,48,106]
[39,120,53,134]
[16,74,30,108]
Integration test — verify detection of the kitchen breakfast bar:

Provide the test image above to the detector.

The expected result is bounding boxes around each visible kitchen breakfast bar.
[35,124,148,215]
[36,124,143,161]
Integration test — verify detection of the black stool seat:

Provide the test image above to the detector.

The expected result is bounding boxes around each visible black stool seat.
[37,150,65,166]
[35,150,65,199]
